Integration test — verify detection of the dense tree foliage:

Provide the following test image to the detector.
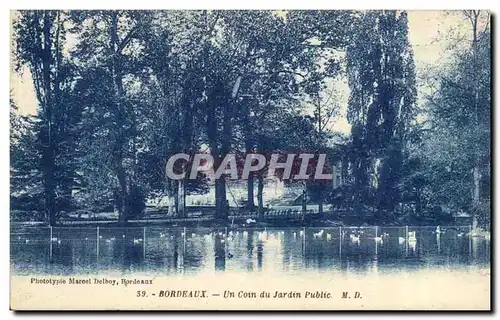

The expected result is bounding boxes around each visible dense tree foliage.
[416,11,491,226]
[11,10,491,226]
[344,11,417,216]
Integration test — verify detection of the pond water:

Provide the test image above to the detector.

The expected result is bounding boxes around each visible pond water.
[10,226,490,276]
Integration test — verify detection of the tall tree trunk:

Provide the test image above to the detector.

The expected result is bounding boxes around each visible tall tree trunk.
[41,12,56,226]
[177,179,186,218]
[42,145,56,225]
[243,99,254,210]
[468,10,481,229]
[177,88,194,218]
[247,176,254,210]
[164,179,175,215]
[316,95,323,214]
[301,188,307,220]
[176,151,187,219]
[201,11,228,222]
[206,93,228,221]
[215,180,227,220]
[472,166,480,228]
[211,84,232,221]
[218,94,232,220]
[110,12,129,223]
[116,167,128,224]
[257,174,264,219]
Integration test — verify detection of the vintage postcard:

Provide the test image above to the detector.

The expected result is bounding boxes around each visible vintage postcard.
[10,10,491,311]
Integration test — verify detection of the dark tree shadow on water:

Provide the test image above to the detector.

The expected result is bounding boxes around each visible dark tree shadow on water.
[50,241,74,275]
[214,234,225,271]
[257,241,264,270]
[246,231,254,272]
[122,240,144,271]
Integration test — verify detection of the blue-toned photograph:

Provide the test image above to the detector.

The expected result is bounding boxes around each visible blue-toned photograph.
[9,10,491,310]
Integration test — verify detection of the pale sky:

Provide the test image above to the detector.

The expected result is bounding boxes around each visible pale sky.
[10,11,473,135]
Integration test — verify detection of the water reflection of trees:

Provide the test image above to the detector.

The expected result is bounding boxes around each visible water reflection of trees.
[183,231,207,271]
[256,241,263,270]
[10,227,491,275]
[51,241,74,274]
[143,230,181,273]
[246,231,254,272]
[214,234,225,271]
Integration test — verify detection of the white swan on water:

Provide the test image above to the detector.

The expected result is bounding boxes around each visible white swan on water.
[350,234,360,243]
[313,230,324,238]
[408,231,417,241]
